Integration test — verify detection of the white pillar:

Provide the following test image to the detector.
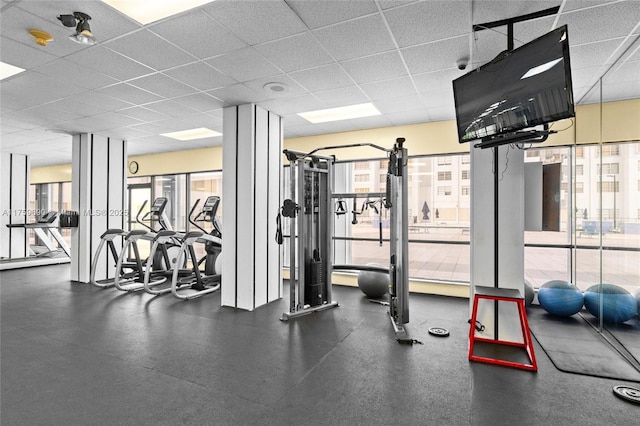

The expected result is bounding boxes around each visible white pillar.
[222,104,282,310]
[470,145,525,341]
[71,134,127,283]
[0,153,30,258]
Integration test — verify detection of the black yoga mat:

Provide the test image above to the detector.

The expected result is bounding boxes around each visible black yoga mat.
[527,305,640,382]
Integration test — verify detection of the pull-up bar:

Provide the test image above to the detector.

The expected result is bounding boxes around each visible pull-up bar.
[283,142,394,162]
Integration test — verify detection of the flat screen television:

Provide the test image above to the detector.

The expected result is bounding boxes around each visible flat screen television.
[452,25,575,146]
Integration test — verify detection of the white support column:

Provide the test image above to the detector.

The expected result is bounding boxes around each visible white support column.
[222,104,283,310]
[470,145,525,342]
[71,134,127,283]
[0,153,30,258]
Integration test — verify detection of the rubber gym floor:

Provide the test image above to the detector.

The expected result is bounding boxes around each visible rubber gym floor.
[1,264,637,425]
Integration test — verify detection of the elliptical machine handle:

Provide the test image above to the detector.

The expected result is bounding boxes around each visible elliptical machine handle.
[135,200,154,231]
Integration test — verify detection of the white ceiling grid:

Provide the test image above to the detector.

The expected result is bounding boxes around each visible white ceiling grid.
[0,0,638,166]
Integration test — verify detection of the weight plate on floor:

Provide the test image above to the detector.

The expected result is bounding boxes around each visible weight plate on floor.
[428,327,450,337]
[613,385,640,404]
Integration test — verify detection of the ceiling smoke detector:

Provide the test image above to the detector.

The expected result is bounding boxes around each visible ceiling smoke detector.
[57,11,97,45]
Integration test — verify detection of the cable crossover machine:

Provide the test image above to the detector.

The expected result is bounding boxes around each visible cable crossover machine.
[278,138,415,343]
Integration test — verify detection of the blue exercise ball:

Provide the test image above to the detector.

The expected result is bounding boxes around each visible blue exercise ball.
[584,284,637,324]
[357,263,389,298]
[538,280,584,317]
[634,288,640,318]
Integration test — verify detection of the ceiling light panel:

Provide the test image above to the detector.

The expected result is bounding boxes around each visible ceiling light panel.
[101,0,215,25]
[0,62,26,80]
[298,103,381,124]
[161,127,221,140]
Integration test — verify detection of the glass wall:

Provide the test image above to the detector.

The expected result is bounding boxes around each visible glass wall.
[308,142,640,294]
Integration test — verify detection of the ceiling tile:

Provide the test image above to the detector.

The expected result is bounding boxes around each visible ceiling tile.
[600,80,640,102]
[62,91,133,115]
[413,69,463,94]
[341,51,408,84]
[16,105,82,127]
[313,14,396,61]
[427,106,456,122]
[128,73,198,98]
[203,0,307,45]
[93,112,144,128]
[286,0,378,29]
[105,29,196,71]
[373,94,426,114]
[360,76,416,101]
[164,62,237,91]
[32,59,118,91]
[570,38,627,70]
[421,89,455,108]
[386,108,433,126]
[15,0,142,42]
[313,86,369,108]
[144,99,201,119]
[260,94,326,116]
[280,113,314,127]
[402,36,469,75]
[243,74,308,99]
[289,64,354,92]
[173,93,226,112]
[206,83,267,106]
[318,114,393,134]
[558,1,640,45]
[96,83,162,105]
[378,0,416,10]
[471,1,555,24]
[255,32,334,72]
[384,1,471,48]
[150,9,247,59]
[205,47,281,82]
[116,106,169,123]
[0,36,58,70]
[65,46,155,81]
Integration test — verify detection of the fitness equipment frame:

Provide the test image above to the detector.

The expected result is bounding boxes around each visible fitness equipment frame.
[280,138,411,342]
[113,197,178,292]
[6,211,71,257]
[280,148,337,320]
[167,196,223,300]
[1,211,72,270]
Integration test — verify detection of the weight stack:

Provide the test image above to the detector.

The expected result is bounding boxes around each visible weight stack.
[305,258,325,307]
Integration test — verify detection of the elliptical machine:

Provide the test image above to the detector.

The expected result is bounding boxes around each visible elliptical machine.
[90,197,178,290]
[168,196,223,300]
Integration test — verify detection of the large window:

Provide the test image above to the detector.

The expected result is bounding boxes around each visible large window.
[329,141,639,290]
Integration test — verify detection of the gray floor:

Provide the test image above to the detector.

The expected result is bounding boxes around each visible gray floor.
[1,264,637,425]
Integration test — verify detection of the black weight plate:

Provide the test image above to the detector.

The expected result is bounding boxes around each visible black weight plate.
[613,385,640,404]
[428,327,450,337]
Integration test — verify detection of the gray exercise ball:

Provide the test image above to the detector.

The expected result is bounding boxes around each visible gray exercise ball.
[357,263,389,298]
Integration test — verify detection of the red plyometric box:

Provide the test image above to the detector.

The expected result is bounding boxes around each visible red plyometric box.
[468,286,538,371]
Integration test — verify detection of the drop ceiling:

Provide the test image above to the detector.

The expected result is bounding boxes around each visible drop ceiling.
[1,0,639,167]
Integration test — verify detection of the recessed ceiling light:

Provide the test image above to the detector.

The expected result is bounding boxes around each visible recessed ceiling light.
[161,127,221,141]
[298,103,381,124]
[101,0,216,25]
[0,62,25,80]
